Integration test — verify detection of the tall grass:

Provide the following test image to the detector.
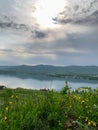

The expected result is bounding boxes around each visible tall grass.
[0,84,98,130]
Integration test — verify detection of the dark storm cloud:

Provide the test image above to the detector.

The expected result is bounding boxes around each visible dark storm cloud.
[34,30,47,38]
[0,21,28,31]
[0,49,13,52]
[74,10,98,24]
[0,0,38,37]
[26,28,98,56]
[53,0,98,25]
[0,14,28,31]
[31,30,47,39]
[81,0,97,13]
[0,14,48,39]
[59,30,98,53]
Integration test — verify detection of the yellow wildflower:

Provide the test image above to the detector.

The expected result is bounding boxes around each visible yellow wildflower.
[5,107,8,111]
[85,106,88,108]
[4,116,7,120]
[9,101,13,105]
[11,95,14,98]
[91,121,96,127]
[88,120,91,126]
[81,100,85,104]
[16,96,18,99]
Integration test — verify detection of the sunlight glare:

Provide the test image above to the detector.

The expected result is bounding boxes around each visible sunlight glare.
[32,0,66,28]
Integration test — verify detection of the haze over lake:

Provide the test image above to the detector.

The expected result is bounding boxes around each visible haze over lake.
[0,75,98,91]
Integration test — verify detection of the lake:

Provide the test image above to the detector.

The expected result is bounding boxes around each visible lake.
[0,75,98,91]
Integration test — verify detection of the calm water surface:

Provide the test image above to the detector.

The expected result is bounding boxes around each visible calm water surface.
[0,75,98,91]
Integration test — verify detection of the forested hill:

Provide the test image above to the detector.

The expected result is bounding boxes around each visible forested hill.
[0,65,98,80]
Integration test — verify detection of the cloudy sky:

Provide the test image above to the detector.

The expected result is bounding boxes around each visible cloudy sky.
[0,0,98,66]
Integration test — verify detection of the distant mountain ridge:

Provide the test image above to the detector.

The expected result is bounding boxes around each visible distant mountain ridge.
[0,65,98,80]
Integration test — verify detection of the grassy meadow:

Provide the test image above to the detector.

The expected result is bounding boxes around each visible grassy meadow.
[0,82,98,130]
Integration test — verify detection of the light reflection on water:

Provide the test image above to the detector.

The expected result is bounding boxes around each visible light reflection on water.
[0,75,98,91]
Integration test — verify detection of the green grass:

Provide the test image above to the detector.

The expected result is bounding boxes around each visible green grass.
[0,83,98,130]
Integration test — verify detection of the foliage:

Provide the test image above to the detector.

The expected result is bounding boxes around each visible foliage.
[61,81,71,94]
[0,86,98,130]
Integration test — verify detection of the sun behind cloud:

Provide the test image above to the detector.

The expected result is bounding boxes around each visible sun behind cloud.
[32,0,66,29]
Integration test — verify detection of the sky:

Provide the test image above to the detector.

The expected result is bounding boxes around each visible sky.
[0,0,98,66]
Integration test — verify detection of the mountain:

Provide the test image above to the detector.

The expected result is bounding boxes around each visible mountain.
[0,65,98,80]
